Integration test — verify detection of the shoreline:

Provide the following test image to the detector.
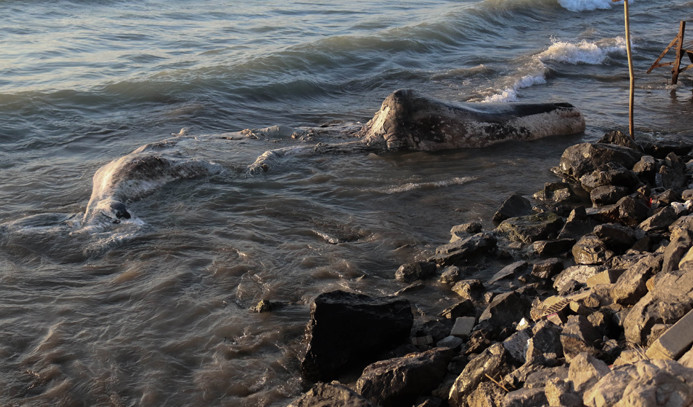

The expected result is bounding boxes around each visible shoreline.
[288,129,693,407]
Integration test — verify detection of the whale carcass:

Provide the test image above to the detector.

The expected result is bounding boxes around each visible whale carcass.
[357,89,585,151]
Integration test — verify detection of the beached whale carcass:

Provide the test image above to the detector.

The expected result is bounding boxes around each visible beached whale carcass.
[357,89,585,151]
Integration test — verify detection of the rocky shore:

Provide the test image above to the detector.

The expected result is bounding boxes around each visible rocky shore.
[287,130,693,407]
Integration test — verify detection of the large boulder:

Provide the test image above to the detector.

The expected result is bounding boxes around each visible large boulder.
[288,382,375,407]
[496,212,564,244]
[583,359,693,407]
[557,142,641,181]
[300,290,413,383]
[448,343,515,406]
[356,348,452,407]
[492,193,533,224]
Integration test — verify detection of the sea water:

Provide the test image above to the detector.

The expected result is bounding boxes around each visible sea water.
[1,0,691,405]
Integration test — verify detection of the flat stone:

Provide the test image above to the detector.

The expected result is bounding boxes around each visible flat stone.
[489,260,527,284]
[450,222,483,242]
[554,265,603,295]
[440,300,476,320]
[524,365,569,389]
[288,381,375,407]
[478,291,531,335]
[646,308,693,360]
[451,317,476,338]
[496,212,564,244]
[437,335,463,349]
[639,206,679,233]
[503,329,531,365]
[356,348,452,407]
[680,246,693,270]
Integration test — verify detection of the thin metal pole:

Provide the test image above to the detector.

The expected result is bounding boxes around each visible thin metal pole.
[624,0,634,138]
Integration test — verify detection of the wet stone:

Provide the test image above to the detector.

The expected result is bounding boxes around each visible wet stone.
[451,279,484,301]
[395,261,437,283]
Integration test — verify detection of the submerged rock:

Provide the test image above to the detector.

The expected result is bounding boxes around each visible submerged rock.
[300,290,413,383]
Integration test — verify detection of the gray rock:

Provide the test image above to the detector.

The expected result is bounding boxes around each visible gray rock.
[560,315,602,360]
[288,381,375,407]
[580,161,640,191]
[531,258,564,280]
[466,381,505,407]
[502,388,548,407]
[496,212,564,244]
[646,308,693,360]
[558,142,641,181]
[568,352,610,393]
[479,291,531,335]
[525,320,563,366]
[593,222,636,252]
[395,261,437,283]
[611,253,662,306]
[301,290,413,383]
[489,261,527,284]
[590,185,630,206]
[439,266,462,285]
[437,335,464,349]
[639,206,679,233]
[572,234,613,265]
[493,194,533,224]
[583,359,693,407]
[448,343,515,406]
[450,222,483,242]
[531,238,575,257]
[451,317,477,338]
[545,378,583,407]
[503,330,531,365]
[451,279,484,301]
[622,267,693,346]
[553,265,603,295]
[440,300,476,320]
[356,348,452,407]
[616,195,651,227]
[430,233,497,266]
[559,206,598,240]
[599,129,641,150]
[524,365,569,389]
[679,346,693,369]
[662,215,693,272]
[633,155,657,184]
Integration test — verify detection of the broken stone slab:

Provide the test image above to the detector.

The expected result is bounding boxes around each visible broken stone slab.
[429,232,497,266]
[531,238,575,257]
[622,267,693,346]
[646,308,693,361]
[593,222,636,253]
[451,279,484,301]
[356,347,452,407]
[616,195,652,227]
[568,352,610,393]
[554,265,603,295]
[450,316,476,338]
[638,205,679,233]
[437,335,463,349]
[300,290,413,383]
[503,329,532,365]
[450,222,483,242]
[448,343,515,406]
[531,257,564,279]
[288,381,375,407]
[395,261,437,283]
[560,315,602,361]
[590,185,631,206]
[586,269,622,287]
[503,387,548,407]
[572,234,613,265]
[440,300,476,320]
[583,359,693,407]
[478,291,531,336]
[496,212,564,244]
[492,193,533,225]
[557,142,642,181]
[611,253,662,306]
[488,260,527,284]
[525,320,564,366]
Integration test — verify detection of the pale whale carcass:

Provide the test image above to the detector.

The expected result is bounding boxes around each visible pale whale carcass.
[357,89,585,151]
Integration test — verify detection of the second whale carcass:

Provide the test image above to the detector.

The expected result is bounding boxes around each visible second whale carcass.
[356,89,585,151]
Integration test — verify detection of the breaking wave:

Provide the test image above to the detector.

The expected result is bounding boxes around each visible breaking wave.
[558,0,631,12]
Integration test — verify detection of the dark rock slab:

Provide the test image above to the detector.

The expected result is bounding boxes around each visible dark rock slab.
[557,142,641,181]
[492,193,533,224]
[579,161,640,191]
[633,155,658,185]
[560,315,602,360]
[429,233,497,266]
[572,234,613,265]
[615,195,651,226]
[503,388,548,407]
[488,260,527,284]
[356,348,452,407]
[583,359,693,407]
[395,261,437,283]
[478,291,531,336]
[531,238,575,257]
[525,320,564,366]
[496,212,564,244]
[598,129,641,150]
[448,343,515,406]
[611,253,662,306]
[593,222,636,252]
[568,352,610,393]
[639,206,679,233]
[590,185,630,206]
[289,381,375,407]
[301,290,413,383]
[530,258,564,279]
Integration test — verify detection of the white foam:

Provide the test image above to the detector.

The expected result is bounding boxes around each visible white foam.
[557,0,630,12]
[482,37,626,103]
[381,176,476,194]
